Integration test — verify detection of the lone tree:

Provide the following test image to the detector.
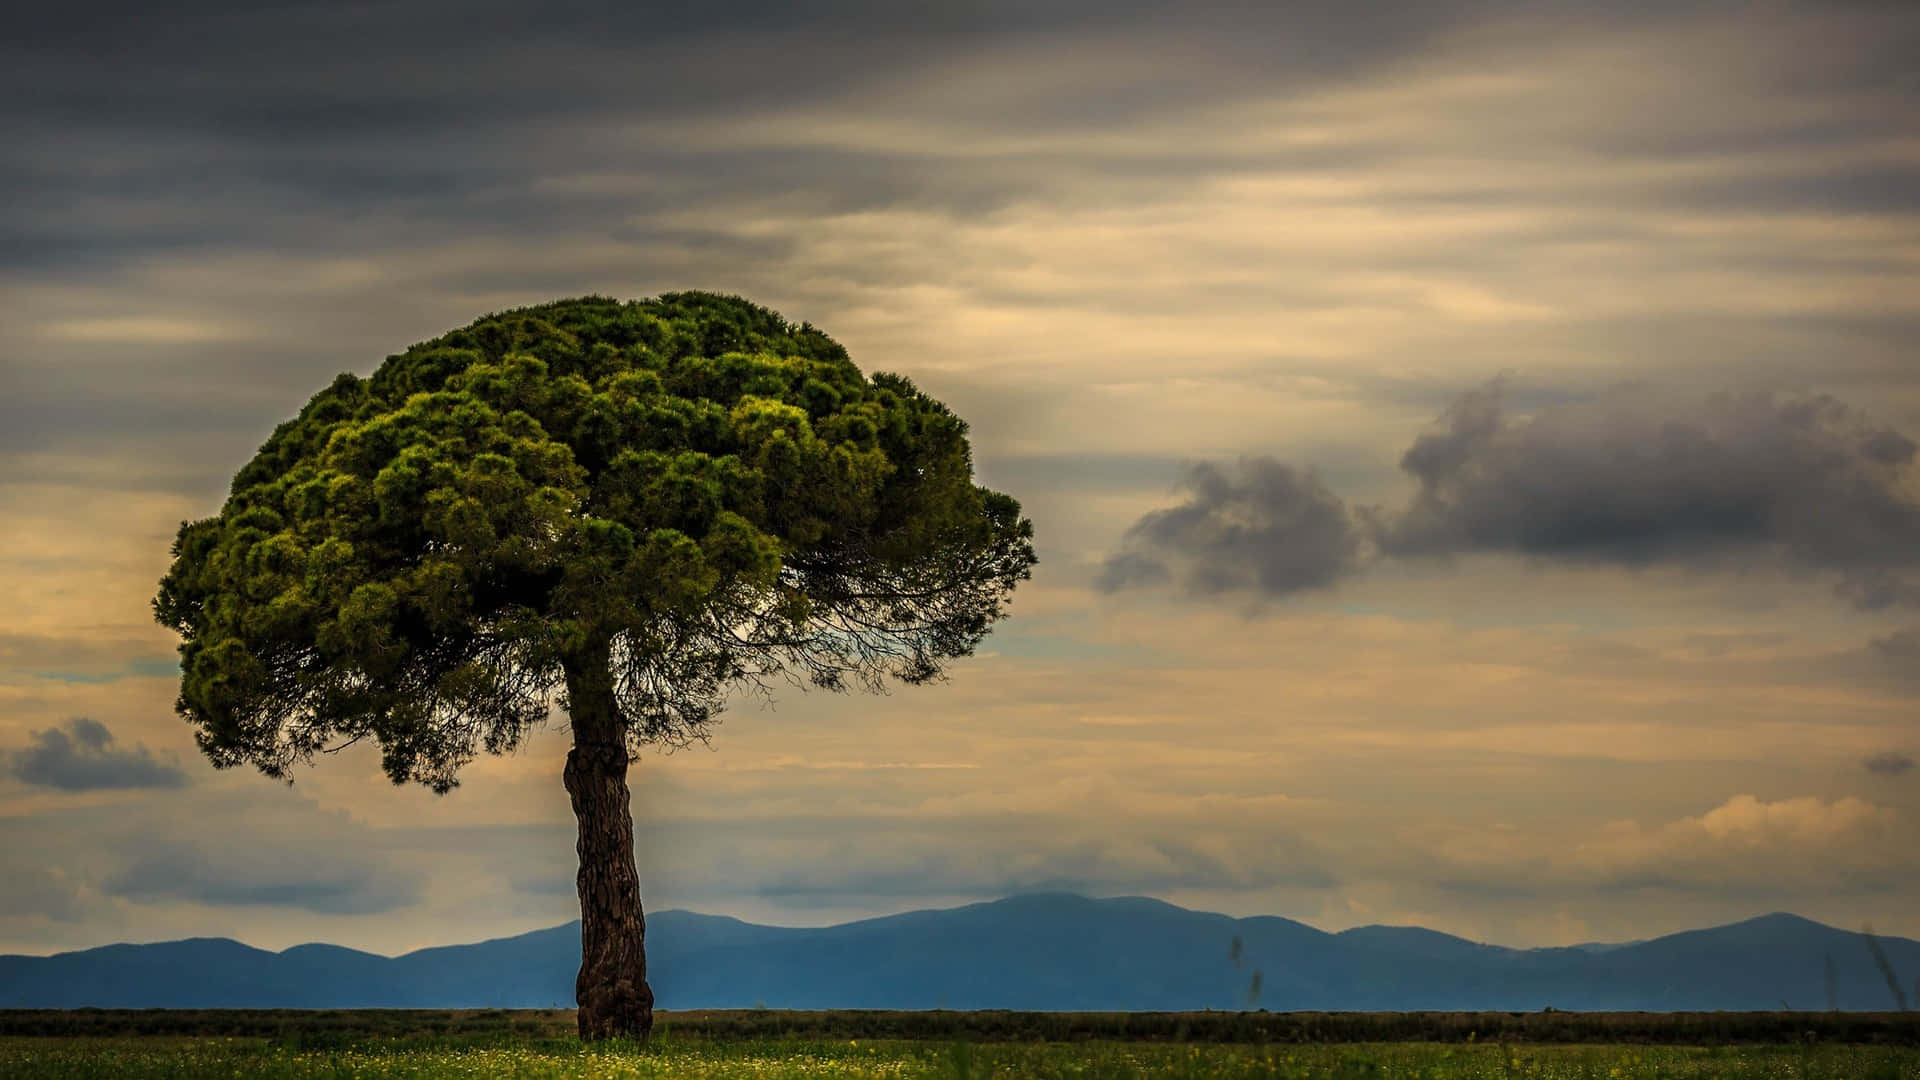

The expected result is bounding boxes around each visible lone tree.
[153,293,1036,1039]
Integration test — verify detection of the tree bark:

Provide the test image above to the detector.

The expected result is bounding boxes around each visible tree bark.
[563,639,654,1041]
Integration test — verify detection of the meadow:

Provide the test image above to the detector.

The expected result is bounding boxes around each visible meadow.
[3,1033,1919,1079]
[2,1011,1918,1078]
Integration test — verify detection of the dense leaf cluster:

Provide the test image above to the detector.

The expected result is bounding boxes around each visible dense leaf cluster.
[155,293,1035,790]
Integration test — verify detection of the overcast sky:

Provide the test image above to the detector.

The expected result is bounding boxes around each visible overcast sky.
[4,0,1918,957]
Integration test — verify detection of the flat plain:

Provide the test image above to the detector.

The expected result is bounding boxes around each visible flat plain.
[3,1010,1919,1078]
[4,1034,1920,1079]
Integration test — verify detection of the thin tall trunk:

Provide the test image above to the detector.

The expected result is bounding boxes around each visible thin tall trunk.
[563,639,654,1040]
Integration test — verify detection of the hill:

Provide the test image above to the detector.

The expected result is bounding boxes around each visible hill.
[3,895,1916,1010]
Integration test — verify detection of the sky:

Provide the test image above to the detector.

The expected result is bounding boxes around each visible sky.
[3,0,1918,958]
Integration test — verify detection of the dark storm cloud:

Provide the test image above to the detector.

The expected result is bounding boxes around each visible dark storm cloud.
[1097,460,1364,599]
[1381,383,1920,569]
[7,718,188,791]
[6,0,1917,483]
[4,0,1481,120]
[8,0,1837,276]
[1104,382,1920,604]
[1864,751,1915,776]
[0,0,1489,276]
[1381,384,1920,602]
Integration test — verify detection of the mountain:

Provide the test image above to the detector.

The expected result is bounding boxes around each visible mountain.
[3,895,1917,1011]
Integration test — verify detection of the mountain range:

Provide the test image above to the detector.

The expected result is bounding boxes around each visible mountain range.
[4,894,1917,1011]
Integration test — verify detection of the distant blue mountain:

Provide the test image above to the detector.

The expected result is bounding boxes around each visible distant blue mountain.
[3,895,1917,1011]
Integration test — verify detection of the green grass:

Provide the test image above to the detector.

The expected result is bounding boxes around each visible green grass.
[1,1036,1917,1079]
[7,1008,1916,1045]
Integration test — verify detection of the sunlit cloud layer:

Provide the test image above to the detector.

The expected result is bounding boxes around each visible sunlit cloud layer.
[3,0,1917,955]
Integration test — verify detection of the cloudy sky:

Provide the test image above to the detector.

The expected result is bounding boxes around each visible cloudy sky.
[4,0,1919,958]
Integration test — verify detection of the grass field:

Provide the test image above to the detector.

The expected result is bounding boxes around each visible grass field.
[3,1033,1918,1079]
[6,1008,1918,1044]
[2,1012,1917,1078]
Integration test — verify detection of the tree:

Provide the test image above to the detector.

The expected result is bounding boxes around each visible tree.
[152,293,1037,1039]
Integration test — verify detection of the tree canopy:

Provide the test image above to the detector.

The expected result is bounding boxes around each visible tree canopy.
[154,293,1037,792]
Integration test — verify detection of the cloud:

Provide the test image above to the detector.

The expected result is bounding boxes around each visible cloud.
[1800,625,1920,694]
[0,866,97,923]
[1104,381,1920,605]
[7,718,188,791]
[1869,626,1920,667]
[1411,794,1914,903]
[0,632,173,678]
[1379,382,1920,593]
[102,846,418,916]
[6,1,1918,520]
[35,316,256,344]
[619,826,1340,913]
[1096,459,1365,599]
[0,781,431,923]
[6,0,1920,951]
[741,824,1340,902]
[461,767,1343,911]
[1565,794,1907,894]
[1689,793,1893,845]
[1864,751,1914,776]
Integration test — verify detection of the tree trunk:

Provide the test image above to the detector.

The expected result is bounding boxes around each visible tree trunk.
[563,640,654,1041]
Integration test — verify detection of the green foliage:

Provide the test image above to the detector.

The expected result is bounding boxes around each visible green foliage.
[155,293,1037,791]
